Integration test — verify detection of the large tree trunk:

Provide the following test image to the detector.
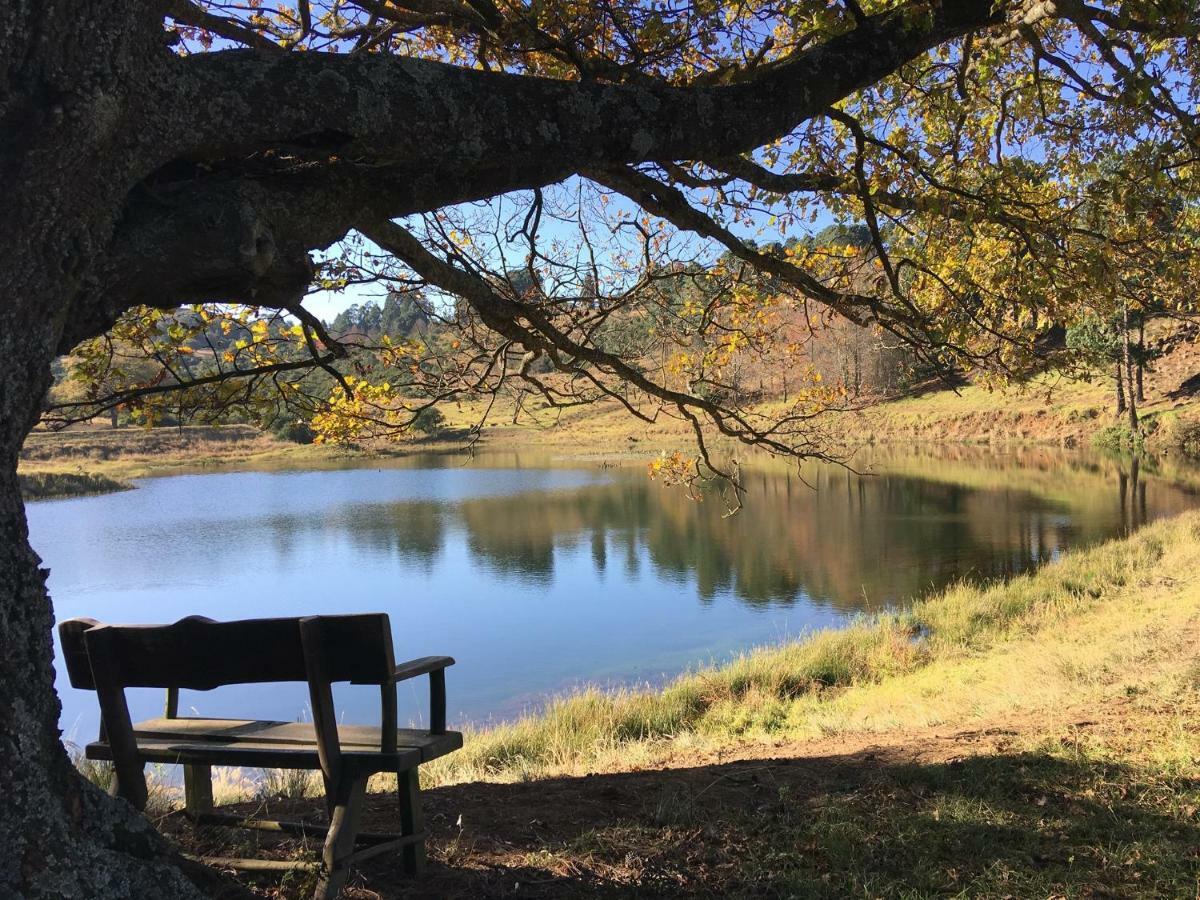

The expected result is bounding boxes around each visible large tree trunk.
[0,324,216,897]
[0,5,242,895]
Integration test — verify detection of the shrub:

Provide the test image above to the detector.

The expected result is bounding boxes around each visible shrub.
[411,406,445,435]
[272,419,316,444]
[1180,423,1200,459]
[1092,424,1143,455]
[257,767,319,800]
[1158,415,1200,460]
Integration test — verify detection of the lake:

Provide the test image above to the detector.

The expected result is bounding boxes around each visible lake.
[30,447,1197,747]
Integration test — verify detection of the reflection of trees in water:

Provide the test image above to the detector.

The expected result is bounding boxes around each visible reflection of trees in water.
[465,528,555,583]
[1118,456,1148,534]
[253,455,1192,612]
[335,500,446,570]
[452,466,1108,613]
[457,483,652,587]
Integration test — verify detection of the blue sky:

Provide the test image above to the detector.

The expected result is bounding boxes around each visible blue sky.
[303,171,841,323]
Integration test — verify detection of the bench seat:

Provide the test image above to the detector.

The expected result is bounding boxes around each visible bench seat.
[86,736,425,773]
[125,717,464,763]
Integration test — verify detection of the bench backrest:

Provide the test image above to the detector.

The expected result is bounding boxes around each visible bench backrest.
[59,614,396,691]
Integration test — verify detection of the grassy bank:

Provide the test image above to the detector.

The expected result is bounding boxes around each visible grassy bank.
[19,324,1200,483]
[24,365,1200,491]
[430,342,1200,456]
[19,424,350,482]
[418,510,1199,787]
[855,375,1200,453]
[20,317,1200,481]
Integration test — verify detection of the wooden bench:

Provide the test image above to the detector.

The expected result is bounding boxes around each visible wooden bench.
[59,613,462,898]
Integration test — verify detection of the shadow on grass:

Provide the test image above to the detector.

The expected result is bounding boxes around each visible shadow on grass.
[1169,372,1200,399]
[178,738,1200,898]
[882,372,970,402]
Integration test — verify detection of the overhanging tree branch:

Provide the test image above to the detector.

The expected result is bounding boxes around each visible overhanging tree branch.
[164,0,1006,171]
[360,217,848,461]
[584,164,921,330]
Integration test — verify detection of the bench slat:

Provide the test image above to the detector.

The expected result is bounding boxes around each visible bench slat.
[131,717,463,763]
[86,737,423,772]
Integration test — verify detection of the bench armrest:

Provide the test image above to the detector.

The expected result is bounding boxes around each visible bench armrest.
[392,656,454,735]
[392,656,455,683]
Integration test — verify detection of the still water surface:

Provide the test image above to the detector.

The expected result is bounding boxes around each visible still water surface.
[28,449,1196,744]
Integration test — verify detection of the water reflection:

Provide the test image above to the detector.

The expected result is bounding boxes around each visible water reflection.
[422,453,1191,610]
[28,448,1198,733]
[1119,455,1148,532]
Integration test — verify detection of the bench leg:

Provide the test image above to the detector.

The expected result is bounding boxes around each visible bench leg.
[183,764,213,819]
[315,775,367,900]
[398,768,426,876]
[319,772,336,819]
[110,761,147,811]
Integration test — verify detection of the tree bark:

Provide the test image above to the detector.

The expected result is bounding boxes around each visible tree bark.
[1123,303,1138,433]
[0,5,247,895]
[0,301,221,897]
[1136,317,1145,402]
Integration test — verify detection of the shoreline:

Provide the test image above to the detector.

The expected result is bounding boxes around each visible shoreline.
[21,361,1200,501]
[415,509,1200,787]
[20,411,1198,503]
